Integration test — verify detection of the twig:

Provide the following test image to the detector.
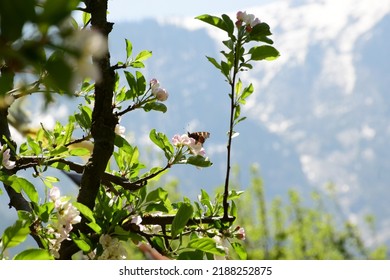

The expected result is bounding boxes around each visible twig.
[222,39,242,220]
[14,156,170,192]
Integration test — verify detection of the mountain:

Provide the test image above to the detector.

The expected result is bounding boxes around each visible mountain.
[109,0,390,245]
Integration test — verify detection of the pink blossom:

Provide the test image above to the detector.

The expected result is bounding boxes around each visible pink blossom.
[251,18,261,27]
[150,78,160,90]
[188,142,206,157]
[172,134,194,147]
[235,11,261,31]
[234,226,246,240]
[236,11,246,21]
[150,78,168,101]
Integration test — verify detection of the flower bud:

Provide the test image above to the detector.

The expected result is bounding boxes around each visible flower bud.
[150,78,160,90]
[153,87,169,101]
[234,226,246,240]
[236,11,246,21]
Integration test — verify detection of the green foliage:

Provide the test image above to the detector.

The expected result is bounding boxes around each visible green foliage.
[14,249,54,260]
[0,219,30,256]
[171,202,194,238]
[235,166,388,260]
[0,0,83,97]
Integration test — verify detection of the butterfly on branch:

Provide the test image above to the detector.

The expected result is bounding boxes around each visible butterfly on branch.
[187,131,210,145]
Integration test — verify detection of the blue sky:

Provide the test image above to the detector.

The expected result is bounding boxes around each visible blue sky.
[107,0,271,21]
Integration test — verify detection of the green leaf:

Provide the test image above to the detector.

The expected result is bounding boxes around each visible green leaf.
[231,242,247,260]
[114,72,120,92]
[124,71,139,99]
[1,220,30,250]
[114,134,133,153]
[234,104,241,121]
[177,250,204,260]
[115,86,127,102]
[228,190,244,200]
[239,83,254,104]
[248,22,274,43]
[125,39,133,59]
[146,187,168,203]
[45,176,59,183]
[235,79,243,97]
[235,117,247,127]
[240,84,254,100]
[17,210,34,224]
[14,249,54,260]
[136,71,146,95]
[27,136,41,155]
[188,237,226,256]
[150,236,166,253]
[149,129,174,159]
[73,238,92,253]
[143,102,167,113]
[196,14,229,33]
[199,189,213,215]
[135,50,152,62]
[249,45,280,61]
[87,222,102,234]
[221,14,234,36]
[129,61,145,68]
[80,80,95,94]
[73,202,95,223]
[69,147,90,156]
[75,105,92,130]
[10,176,39,204]
[206,56,221,70]
[36,202,54,223]
[230,200,238,218]
[187,155,213,167]
[82,10,91,27]
[171,202,194,238]
[221,61,231,77]
[145,203,170,213]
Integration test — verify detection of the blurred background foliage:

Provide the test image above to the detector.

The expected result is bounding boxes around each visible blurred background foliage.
[223,165,387,259]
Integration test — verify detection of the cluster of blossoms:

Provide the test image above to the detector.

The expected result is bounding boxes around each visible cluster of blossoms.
[0,144,15,170]
[172,134,206,157]
[212,226,246,260]
[235,11,261,32]
[98,234,128,260]
[47,187,81,258]
[150,78,169,101]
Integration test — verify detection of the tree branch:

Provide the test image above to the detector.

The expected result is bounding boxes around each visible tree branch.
[59,0,117,259]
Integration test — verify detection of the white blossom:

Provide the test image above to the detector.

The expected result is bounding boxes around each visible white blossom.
[98,234,128,260]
